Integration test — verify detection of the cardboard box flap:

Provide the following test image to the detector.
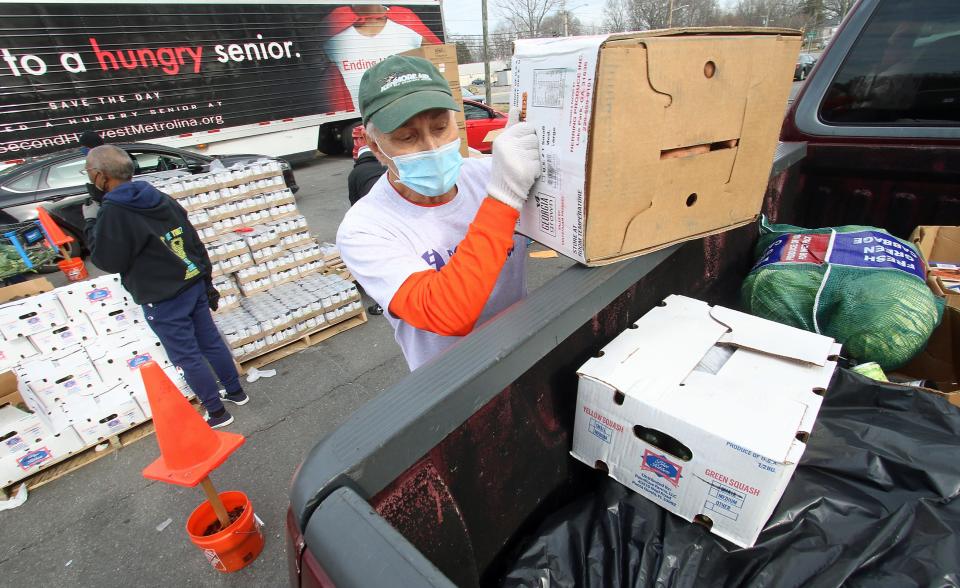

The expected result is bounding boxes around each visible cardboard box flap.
[577,296,726,396]
[711,305,836,366]
[605,27,800,43]
[715,343,841,434]
[663,371,809,463]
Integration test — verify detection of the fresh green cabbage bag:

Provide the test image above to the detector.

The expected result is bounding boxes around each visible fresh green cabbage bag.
[742,221,943,370]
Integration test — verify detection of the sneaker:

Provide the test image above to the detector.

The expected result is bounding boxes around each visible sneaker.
[368,303,383,316]
[221,390,249,406]
[205,410,234,429]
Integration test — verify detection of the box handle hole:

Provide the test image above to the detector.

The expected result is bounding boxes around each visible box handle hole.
[686,193,698,207]
[613,391,626,405]
[795,431,810,443]
[594,460,609,473]
[633,424,693,461]
[704,61,716,78]
[812,387,826,396]
[694,514,714,530]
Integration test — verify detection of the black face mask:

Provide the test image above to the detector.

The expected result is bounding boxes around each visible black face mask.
[86,182,106,203]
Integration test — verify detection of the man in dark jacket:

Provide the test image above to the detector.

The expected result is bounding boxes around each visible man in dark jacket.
[82,145,246,429]
[348,144,387,206]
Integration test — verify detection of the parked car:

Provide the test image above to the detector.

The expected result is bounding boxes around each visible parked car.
[794,53,818,80]
[463,100,508,153]
[0,143,297,257]
[287,0,960,586]
[461,87,486,104]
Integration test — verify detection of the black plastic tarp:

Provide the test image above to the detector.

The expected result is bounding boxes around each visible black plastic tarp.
[502,369,960,587]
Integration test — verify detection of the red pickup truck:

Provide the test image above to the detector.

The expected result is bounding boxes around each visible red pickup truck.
[287,1,960,585]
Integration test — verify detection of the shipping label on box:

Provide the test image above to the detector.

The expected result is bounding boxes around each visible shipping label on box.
[512,35,607,263]
[28,315,97,356]
[0,291,69,339]
[513,30,801,265]
[55,274,130,319]
[572,295,839,547]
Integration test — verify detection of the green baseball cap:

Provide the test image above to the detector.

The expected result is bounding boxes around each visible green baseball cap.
[358,55,460,133]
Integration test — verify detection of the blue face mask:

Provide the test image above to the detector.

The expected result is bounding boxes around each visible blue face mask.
[379,138,463,198]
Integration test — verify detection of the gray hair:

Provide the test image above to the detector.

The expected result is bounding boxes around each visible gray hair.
[86,145,134,181]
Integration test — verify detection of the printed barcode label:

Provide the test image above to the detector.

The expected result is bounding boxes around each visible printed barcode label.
[534,192,557,237]
[544,153,559,189]
[532,69,565,108]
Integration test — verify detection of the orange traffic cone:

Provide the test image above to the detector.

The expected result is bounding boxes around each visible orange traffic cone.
[139,361,263,572]
[36,206,74,248]
[37,206,88,281]
[141,361,243,486]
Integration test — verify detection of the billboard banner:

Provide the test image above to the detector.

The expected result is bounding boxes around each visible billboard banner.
[0,3,444,157]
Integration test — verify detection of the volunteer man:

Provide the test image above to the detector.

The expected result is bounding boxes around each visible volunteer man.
[81,145,247,429]
[336,55,541,370]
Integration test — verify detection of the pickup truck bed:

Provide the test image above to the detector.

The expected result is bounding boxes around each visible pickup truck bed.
[289,0,960,585]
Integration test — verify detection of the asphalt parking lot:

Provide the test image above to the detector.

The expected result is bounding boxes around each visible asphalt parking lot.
[0,153,573,587]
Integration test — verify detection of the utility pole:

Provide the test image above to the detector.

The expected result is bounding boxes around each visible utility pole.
[482,0,492,105]
[561,0,568,36]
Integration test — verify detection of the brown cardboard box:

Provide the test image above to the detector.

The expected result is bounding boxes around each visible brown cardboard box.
[401,44,469,157]
[0,278,53,305]
[513,28,801,265]
[910,225,960,309]
[898,305,960,400]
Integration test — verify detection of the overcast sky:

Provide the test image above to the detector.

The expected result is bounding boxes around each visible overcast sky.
[441,0,738,36]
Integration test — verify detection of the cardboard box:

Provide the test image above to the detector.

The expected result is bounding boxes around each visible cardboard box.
[86,305,143,337]
[28,316,97,356]
[910,225,960,309]
[401,44,469,158]
[71,385,146,446]
[898,305,960,396]
[17,348,104,412]
[131,365,194,419]
[91,338,172,400]
[572,295,839,547]
[512,29,801,265]
[0,291,69,339]
[0,397,85,486]
[0,277,53,304]
[0,336,38,370]
[55,274,130,319]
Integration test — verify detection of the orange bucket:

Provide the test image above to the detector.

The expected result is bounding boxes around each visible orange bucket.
[57,258,88,282]
[185,490,264,573]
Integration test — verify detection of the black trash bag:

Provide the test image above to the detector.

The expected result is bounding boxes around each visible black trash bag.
[502,369,960,588]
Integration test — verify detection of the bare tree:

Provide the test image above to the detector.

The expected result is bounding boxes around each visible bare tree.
[728,0,806,27]
[674,0,720,26]
[496,0,560,37]
[491,23,518,59]
[603,0,631,33]
[540,11,585,36]
[803,0,854,24]
[625,0,668,30]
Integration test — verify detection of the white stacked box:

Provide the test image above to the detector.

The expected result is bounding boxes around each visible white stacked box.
[0,401,85,486]
[0,274,197,486]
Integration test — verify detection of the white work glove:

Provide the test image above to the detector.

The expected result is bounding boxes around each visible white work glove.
[487,109,541,211]
[81,200,100,220]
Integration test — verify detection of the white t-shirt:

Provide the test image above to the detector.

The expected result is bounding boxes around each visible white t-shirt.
[337,158,527,370]
[323,21,424,109]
